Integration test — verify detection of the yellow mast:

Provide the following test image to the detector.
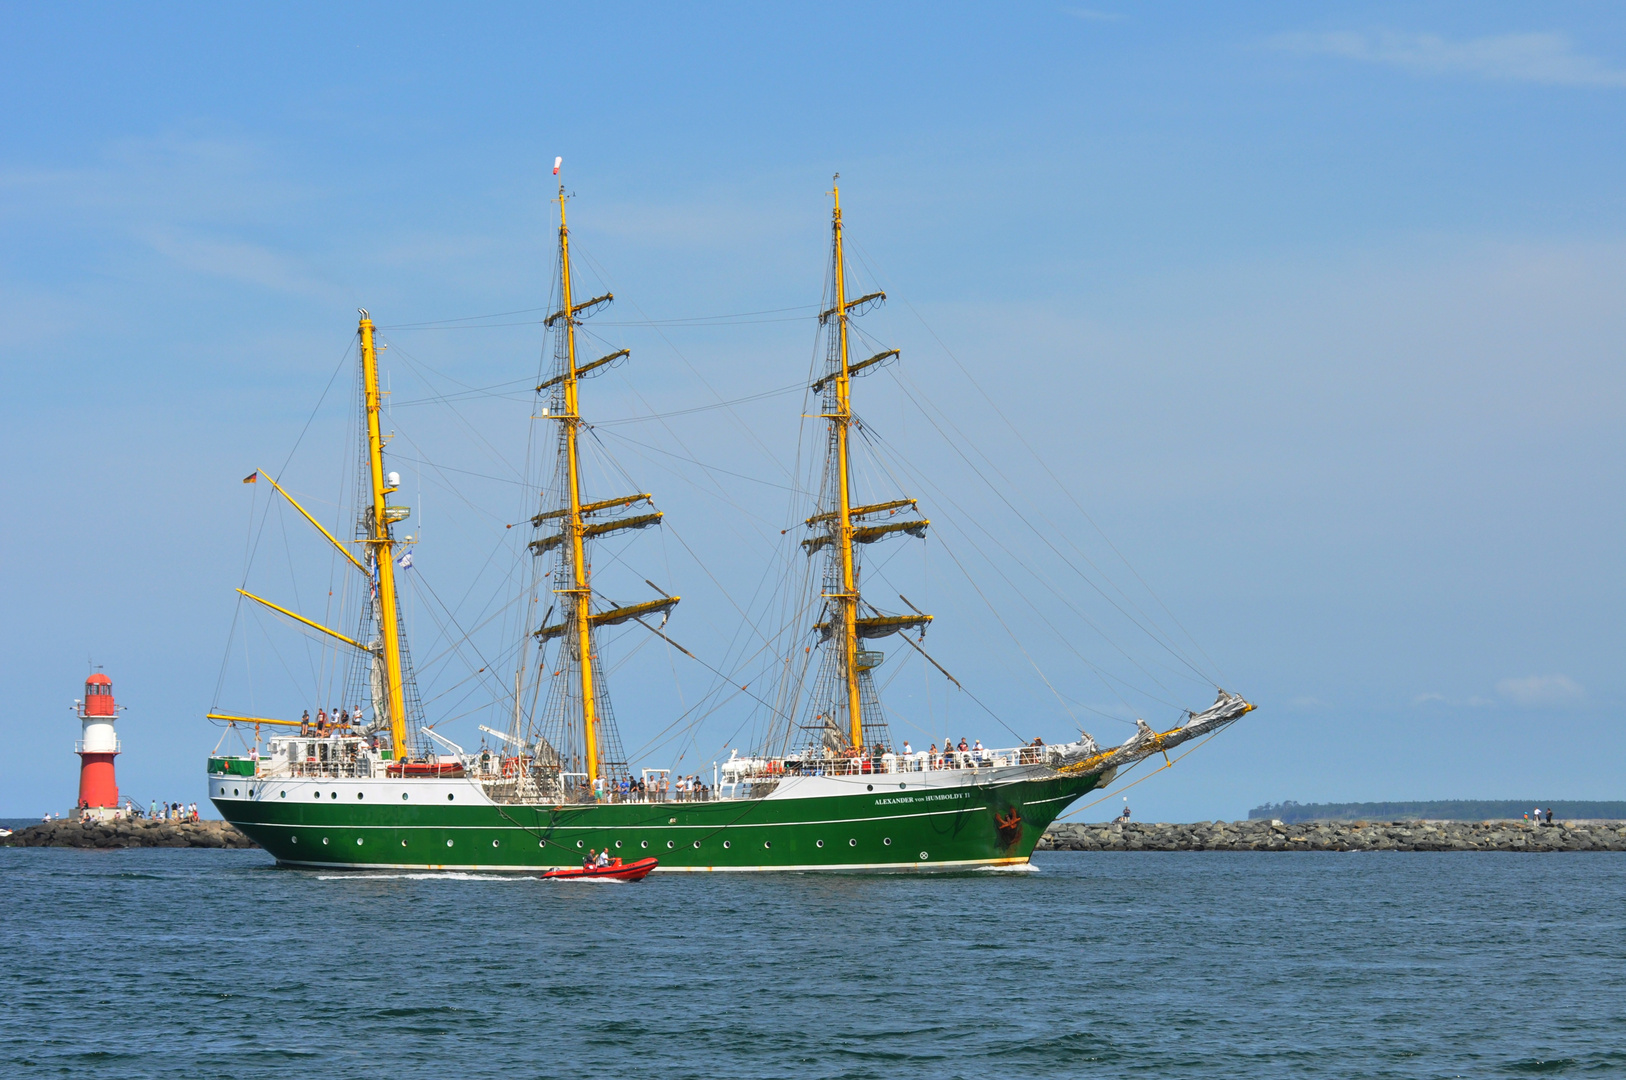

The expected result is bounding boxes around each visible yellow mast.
[555,185,601,785]
[358,312,410,762]
[829,182,865,751]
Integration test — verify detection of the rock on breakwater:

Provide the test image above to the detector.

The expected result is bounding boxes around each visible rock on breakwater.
[1038,819,1626,852]
[2,818,259,849]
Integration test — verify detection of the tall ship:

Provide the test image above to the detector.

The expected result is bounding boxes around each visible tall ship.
[206,179,1253,871]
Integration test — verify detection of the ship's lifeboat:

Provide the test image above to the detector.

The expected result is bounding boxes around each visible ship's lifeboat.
[386,760,466,778]
[542,856,659,882]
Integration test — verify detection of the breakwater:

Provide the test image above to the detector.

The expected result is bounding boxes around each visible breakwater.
[7,817,1625,853]
[2,818,258,849]
[1039,819,1626,852]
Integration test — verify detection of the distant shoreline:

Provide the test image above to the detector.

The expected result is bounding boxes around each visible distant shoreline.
[1250,800,1626,823]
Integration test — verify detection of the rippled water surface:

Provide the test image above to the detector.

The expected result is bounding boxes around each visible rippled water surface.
[3,846,1623,1078]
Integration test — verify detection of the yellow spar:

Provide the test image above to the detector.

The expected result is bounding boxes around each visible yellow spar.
[359,311,411,763]
[555,186,602,786]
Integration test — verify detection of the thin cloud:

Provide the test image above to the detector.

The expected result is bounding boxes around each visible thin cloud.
[1063,7,1125,23]
[1269,30,1626,88]
[140,228,330,297]
[1495,674,1586,707]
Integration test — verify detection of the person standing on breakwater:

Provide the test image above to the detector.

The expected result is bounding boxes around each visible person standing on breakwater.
[1546,808,1554,824]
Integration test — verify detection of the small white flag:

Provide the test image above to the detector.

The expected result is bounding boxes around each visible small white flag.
[398,550,413,571]
[553,156,562,176]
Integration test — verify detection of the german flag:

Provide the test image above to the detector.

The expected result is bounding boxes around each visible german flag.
[243,471,258,484]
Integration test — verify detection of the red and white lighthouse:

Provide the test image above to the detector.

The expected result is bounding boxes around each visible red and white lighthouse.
[75,672,121,818]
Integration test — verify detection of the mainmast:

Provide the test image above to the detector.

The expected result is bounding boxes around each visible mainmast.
[530,181,677,792]
[555,186,601,786]
[358,311,409,761]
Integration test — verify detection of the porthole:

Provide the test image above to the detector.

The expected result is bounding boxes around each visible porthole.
[884,837,892,846]
[218,788,224,796]
[723,840,731,849]
[314,791,321,799]
[447,793,455,801]
[357,792,364,800]
[446,839,454,847]
[539,841,545,848]
[401,793,408,800]
[899,783,906,790]
[692,840,701,849]
[401,840,408,847]
[919,851,929,860]
[641,840,648,849]
[279,791,286,799]
[322,837,329,845]
[356,837,363,846]
[667,841,674,849]
[233,788,239,796]
[291,835,298,844]
[764,840,772,849]
[816,840,825,848]
[577,840,584,848]
[492,840,500,848]
[614,840,622,849]
[330,792,337,800]
[849,838,857,846]
[867,784,873,792]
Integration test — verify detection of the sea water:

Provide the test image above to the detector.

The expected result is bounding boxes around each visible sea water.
[2,844,1622,1078]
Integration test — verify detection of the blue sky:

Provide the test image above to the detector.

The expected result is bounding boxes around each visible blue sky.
[2,3,1623,819]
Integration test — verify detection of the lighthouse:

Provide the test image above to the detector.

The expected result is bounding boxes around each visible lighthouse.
[75,672,122,820]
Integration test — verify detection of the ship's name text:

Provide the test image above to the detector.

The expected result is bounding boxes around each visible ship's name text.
[874,792,968,807]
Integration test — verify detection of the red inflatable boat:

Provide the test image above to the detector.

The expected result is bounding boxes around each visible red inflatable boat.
[542,856,659,882]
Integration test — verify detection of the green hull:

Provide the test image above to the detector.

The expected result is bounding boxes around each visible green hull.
[213,772,1100,872]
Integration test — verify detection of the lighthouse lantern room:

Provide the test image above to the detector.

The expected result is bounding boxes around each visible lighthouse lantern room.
[75,672,122,820]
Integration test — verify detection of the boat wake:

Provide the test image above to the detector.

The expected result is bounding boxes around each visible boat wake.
[314,872,535,882]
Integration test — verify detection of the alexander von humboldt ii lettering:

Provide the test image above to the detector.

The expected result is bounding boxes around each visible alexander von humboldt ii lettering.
[205,178,1253,871]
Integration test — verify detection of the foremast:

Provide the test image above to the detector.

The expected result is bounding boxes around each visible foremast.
[803,181,931,755]
[828,185,864,751]
[529,183,678,792]
[358,311,410,760]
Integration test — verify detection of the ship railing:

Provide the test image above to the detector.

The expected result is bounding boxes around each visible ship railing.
[284,760,372,779]
[544,783,714,805]
[724,744,1054,781]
